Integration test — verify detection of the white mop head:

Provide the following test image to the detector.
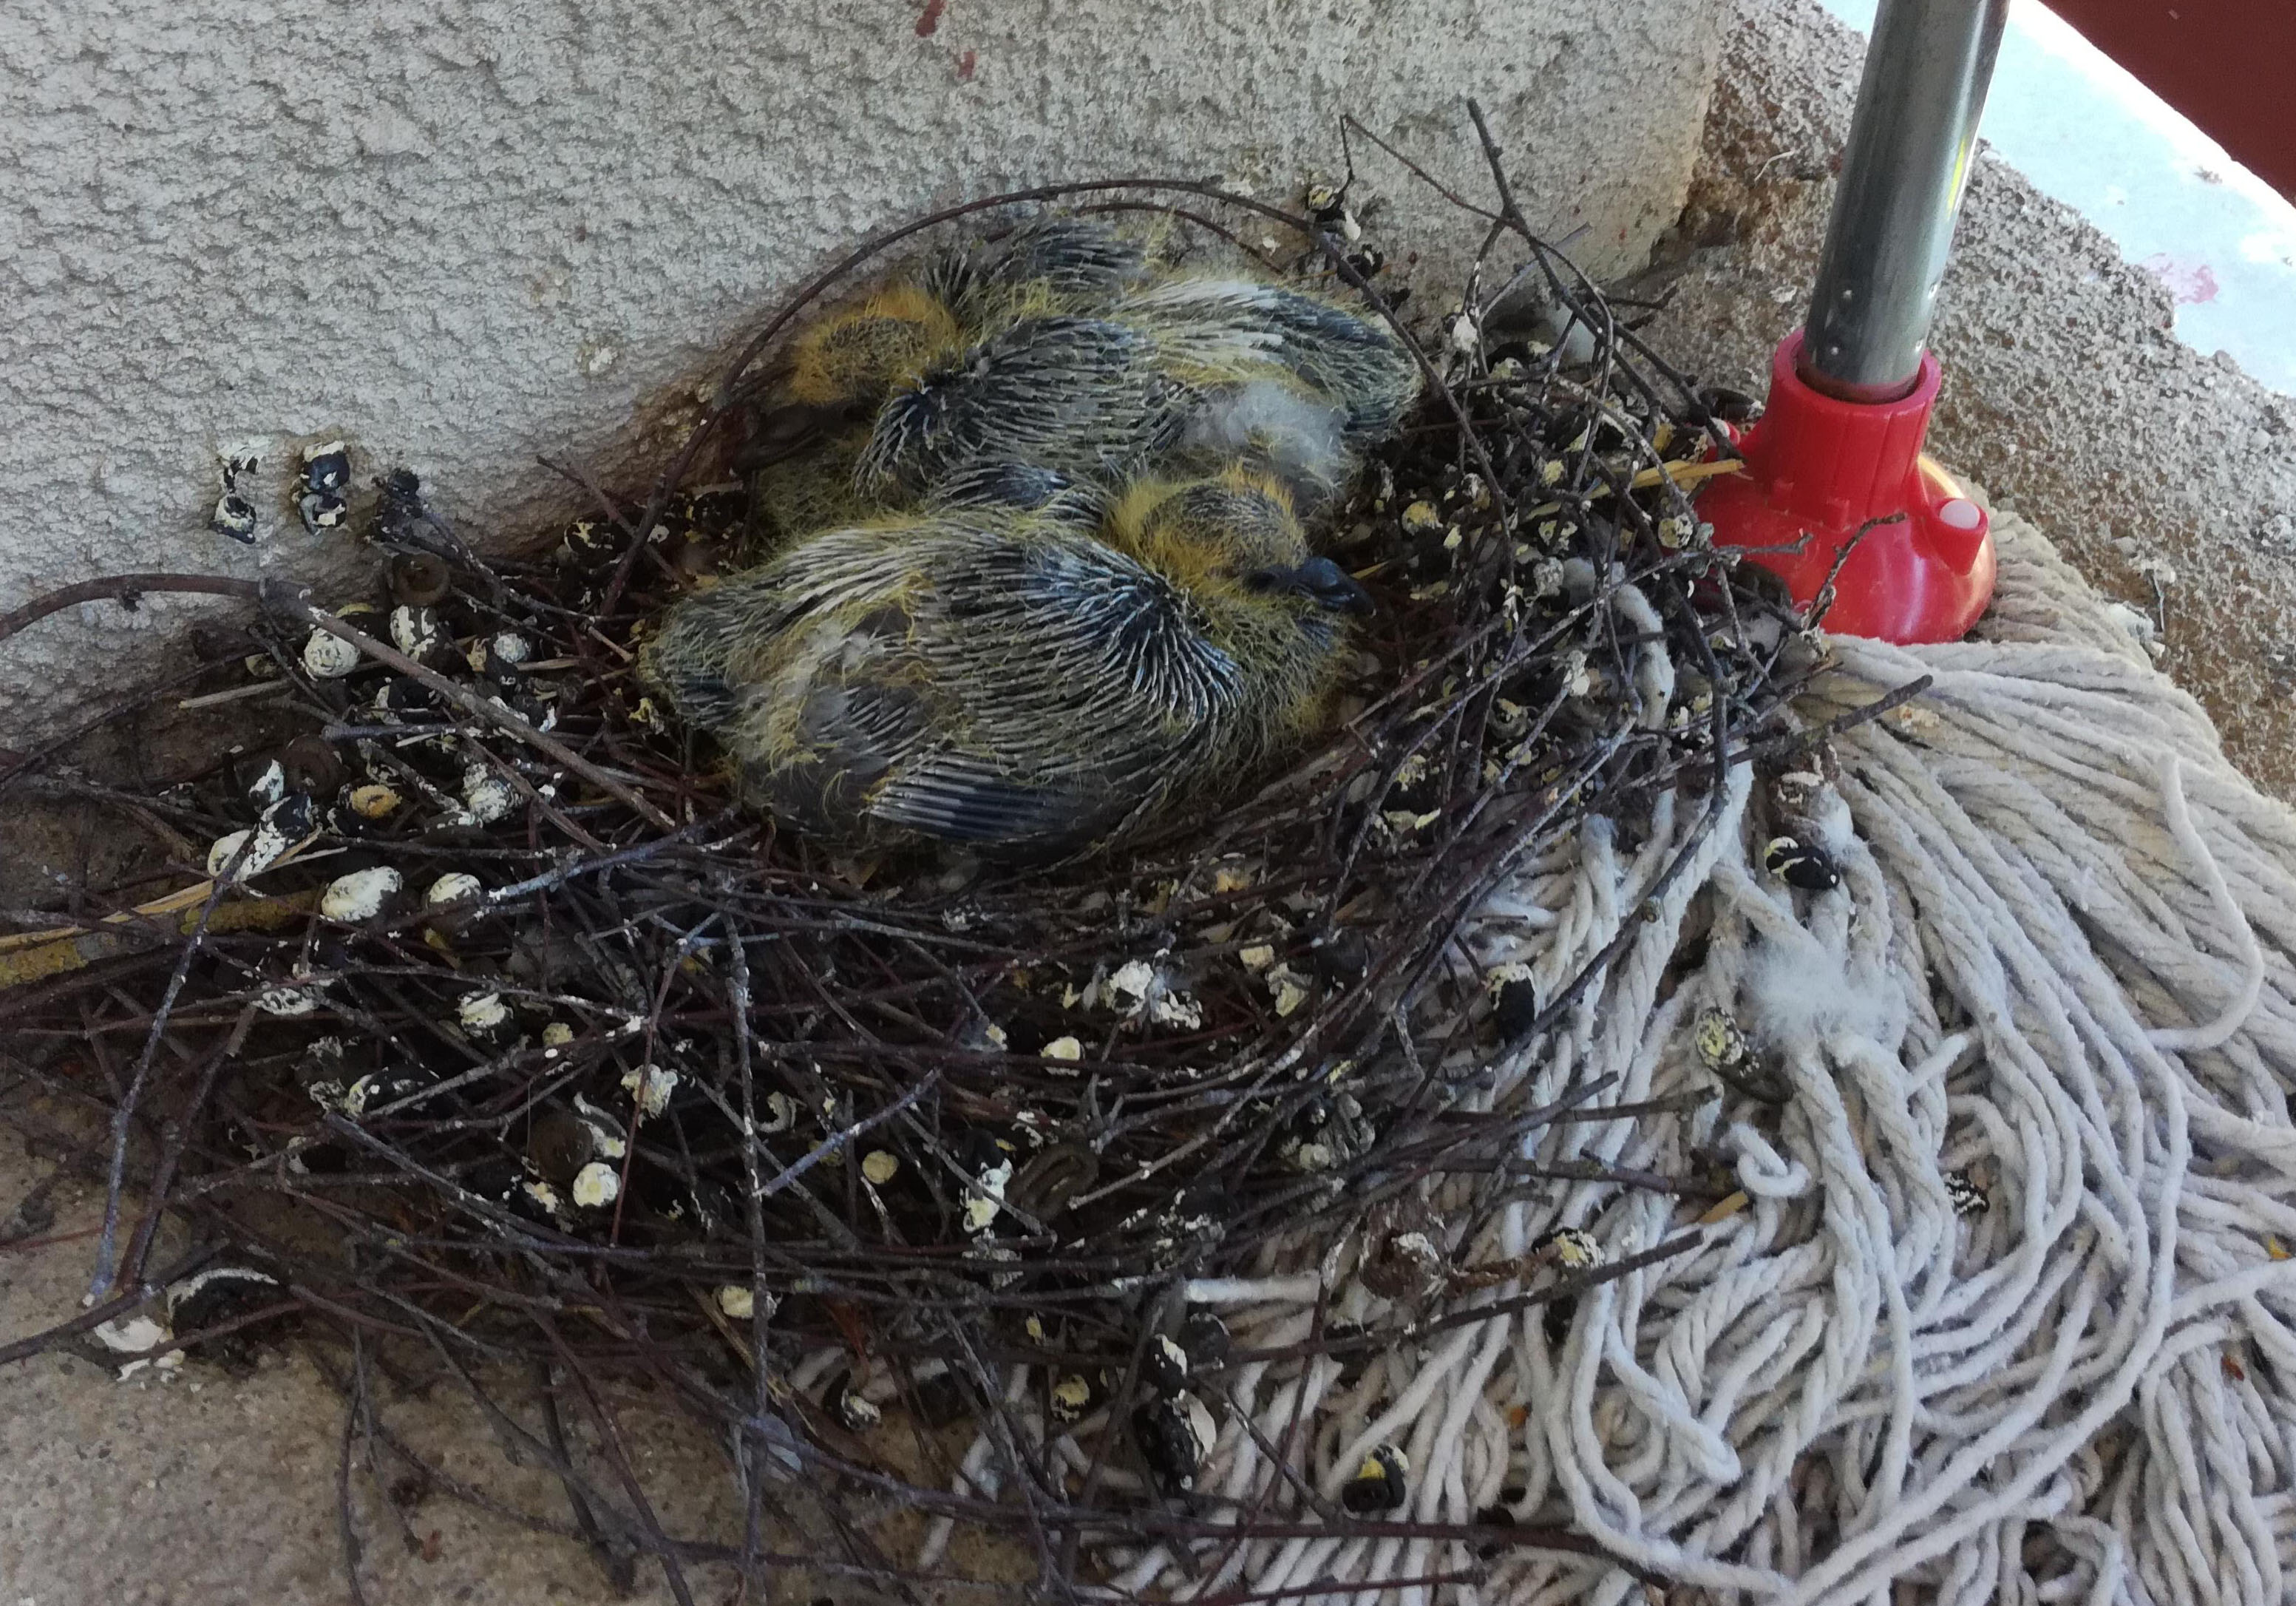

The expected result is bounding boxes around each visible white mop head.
[1041,507,2296,1605]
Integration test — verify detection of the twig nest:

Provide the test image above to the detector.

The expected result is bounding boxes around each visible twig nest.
[460,765,518,826]
[388,605,446,662]
[1132,1391,1218,1494]
[1340,1444,1410,1514]
[319,865,401,922]
[3,197,1855,1576]
[570,1161,620,1208]
[300,627,361,680]
[425,871,483,908]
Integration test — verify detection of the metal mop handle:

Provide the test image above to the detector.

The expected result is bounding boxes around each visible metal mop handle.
[1801,0,2011,402]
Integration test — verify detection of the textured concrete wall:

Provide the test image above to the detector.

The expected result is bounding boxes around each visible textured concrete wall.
[0,0,1725,740]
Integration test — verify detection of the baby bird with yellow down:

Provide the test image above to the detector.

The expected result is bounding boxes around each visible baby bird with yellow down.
[640,470,1368,858]
[744,215,1420,552]
[745,216,1155,543]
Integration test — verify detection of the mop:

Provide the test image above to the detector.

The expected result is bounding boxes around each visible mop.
[1059,4,2296,1600]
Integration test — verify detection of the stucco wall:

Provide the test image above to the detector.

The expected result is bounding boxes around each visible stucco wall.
[0,0,1725,740]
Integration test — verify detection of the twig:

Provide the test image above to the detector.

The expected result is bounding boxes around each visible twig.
[0,572,676,831]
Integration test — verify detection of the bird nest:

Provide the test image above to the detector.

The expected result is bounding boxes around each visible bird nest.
[0,114,1835,1600]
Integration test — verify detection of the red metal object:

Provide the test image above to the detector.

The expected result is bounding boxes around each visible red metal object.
[2048,0,2295,205]
[1699,331,1995,643]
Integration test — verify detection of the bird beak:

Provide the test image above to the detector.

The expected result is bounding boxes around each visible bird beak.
[1248,556,1374,615]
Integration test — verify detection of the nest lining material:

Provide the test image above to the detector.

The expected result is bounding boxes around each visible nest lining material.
[0,124,1913,1602]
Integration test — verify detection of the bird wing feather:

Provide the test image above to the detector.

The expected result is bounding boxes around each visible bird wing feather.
[1124,277,1416,436]
[657,522,1250,852]
[922,215,1148,316]
[924,461,1110,526]
[863,529,1247,847]
[860,316,1192,493]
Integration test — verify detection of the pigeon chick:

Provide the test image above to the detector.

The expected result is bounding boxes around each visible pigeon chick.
[855,269,1420,516]
[640,469,1368,858]
[744,217,1419,555]
[744,217,1154,547]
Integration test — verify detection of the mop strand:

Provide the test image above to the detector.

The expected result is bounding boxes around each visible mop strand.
[886,509,2296,1604]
